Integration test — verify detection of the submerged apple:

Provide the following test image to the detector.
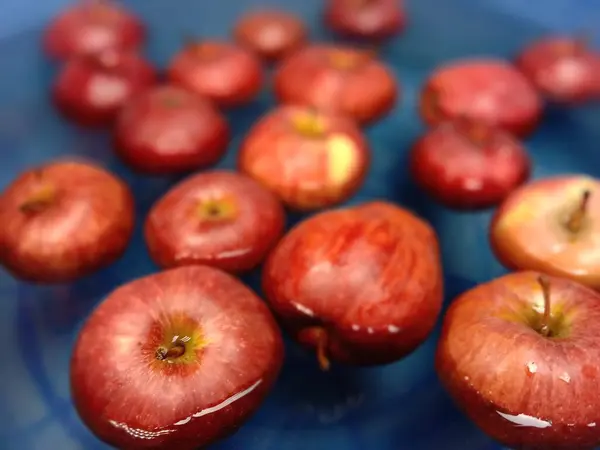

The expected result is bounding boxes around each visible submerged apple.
[436,271,600,450]
[71,265,284,450]
[262,201,444,369]
[490,175,600,291]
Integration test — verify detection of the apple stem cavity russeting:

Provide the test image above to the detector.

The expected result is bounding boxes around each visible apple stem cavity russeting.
[537,275,552,337]
[292,110,326,139]
[566,190,591,234]
[156,343,186,361]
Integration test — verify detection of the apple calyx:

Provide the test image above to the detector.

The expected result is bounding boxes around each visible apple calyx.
[197,198,237,221]
[155,340,186,361]
[291,109,327,139]
[537,275,553,337]
[565,190,591,234]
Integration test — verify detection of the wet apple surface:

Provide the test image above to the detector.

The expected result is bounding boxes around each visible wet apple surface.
[42,0,145,61]
[145,170,285,273]
[324,0,406,40]
[70,265,284,450]
[436,271,600,450]
[490,176,600,291]
[420,59,542,137]
[273,44,398,125]
[262,201,444,368]
[238,105,370,210]
[0,160,135,283]
[409,118,531,209]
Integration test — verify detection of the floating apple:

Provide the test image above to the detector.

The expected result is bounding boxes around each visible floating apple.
[0,160,134,283]
[145,171,285,273]
[490,175,600,291]
[420,59,542,137]
[52,48,157,127]
[114,85,230,174]
[516,36,600,104]
[409,118,531,210]
[262,201,443,369]
[167,40,264,107]
[43,0,145,61]
[238,105,370,210]
[324,0,406,41]
[436,271,600,450]
[273,44,398,125]
[71,265,284,449]
[233,10,307,62]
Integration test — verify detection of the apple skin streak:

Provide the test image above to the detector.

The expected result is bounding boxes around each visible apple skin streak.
[272,45,398,125]
[0,160,135,283]
[70,265,284,450]
[262,201,444,366]
[436,271,600,450]
[239,105,370,211]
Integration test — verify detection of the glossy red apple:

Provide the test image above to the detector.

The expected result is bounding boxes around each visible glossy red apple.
[233,10,307,62]
[436,271,600,450]
[167,40,264,107]
[324,0,406,41]
[262,201,443,369]
[71,265,284,450]
[0,160,134,283]
[409,118,531,210]
[43,0,145,61]
[420,59,542,137]
[273,44,398,125]
[238,105,370,210]
[516,36,600,104]
[490,175,600,291]
[52,48,157,126]
[145,170,285,273]
[114,85,230,174]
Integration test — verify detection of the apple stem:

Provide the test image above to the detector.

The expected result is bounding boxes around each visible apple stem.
[566,190,591,233]
[315,331,331,371]
[156,344,186,361]
[537,275,552,337]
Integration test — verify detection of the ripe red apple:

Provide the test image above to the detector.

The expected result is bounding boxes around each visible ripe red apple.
[420,59,542,137]
[490,175,600,291]
[70,265,284,450]
[324,0,406,41]
[167,40,264,107]
[516,36,600,104]
[52,48,157,127]
[409,118,531,210]
[238,105,370,210]
[43,0,145,61]
[273,44,398,125]
[232,10,307,62]
[262,201,443,369]
[145,170,285,273]
[0,160,134,283]
[114,84,230,174]
[436,271,600,450]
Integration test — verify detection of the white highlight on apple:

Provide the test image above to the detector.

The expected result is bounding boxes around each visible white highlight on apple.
[188,379,262,420]
[108,420,175,439]
[387,325,400,333]
[292,302,314,317]
[558,372,571,383]
[496,411,552,429]
[526,361,537,374]
[588,423,596,427]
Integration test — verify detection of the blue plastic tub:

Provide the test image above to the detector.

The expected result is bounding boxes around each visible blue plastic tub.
[1,0,600,449]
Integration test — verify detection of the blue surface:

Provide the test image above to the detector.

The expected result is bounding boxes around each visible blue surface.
[1,0,600,449]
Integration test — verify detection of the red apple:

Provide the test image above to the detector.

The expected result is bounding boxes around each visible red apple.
[324,0,406,41]
[516,36,600,104]
[145,170,285,273]
[436,271,600,450]
[0,160,135,283]
[262,201,444,369]
[490,175,600,291]
[114,85,230,174]
[409,117,531,210]
[238,105,370,210]
[420,59,542,137]
[273,44,398,125]
[167,40,264,107]
[52,48,157,127]
[43,0,145,61]
[70,265,284,450]
[232,10,307,62]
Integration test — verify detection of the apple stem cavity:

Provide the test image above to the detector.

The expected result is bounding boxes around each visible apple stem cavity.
[537,275,552,337]
[292,110,326,139]
[566,190,591,234]
[156,343,186,361]
[19,186,56,215]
